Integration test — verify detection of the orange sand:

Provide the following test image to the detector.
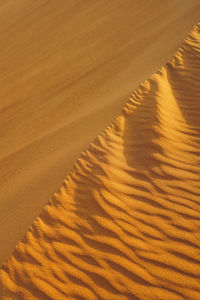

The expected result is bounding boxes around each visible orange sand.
[0,0,200,267]
[1,21,200,299]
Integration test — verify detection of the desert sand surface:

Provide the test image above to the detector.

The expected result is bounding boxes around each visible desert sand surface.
[0,0,200,269]
[1,17,200,299]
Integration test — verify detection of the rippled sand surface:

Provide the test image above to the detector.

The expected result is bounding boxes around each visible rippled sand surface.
[0,0,200,266]
[1,22,200,299]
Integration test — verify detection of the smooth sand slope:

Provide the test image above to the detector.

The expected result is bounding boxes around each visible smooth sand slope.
[1,22,200,299]
[1,0,200,265]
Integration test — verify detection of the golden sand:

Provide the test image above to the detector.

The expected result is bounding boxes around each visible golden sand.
[1,21,200,299]
[0,0,200,268]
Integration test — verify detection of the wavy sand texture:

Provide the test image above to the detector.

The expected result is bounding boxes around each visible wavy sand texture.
[1,22,200,300]
[1,0,200,265]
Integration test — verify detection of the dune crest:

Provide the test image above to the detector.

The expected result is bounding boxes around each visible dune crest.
[1,22,200,300]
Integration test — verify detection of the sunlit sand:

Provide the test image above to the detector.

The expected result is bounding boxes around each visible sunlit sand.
[1,15,200,299]
[0,0,200,267]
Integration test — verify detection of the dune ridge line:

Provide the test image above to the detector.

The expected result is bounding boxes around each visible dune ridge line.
[1,21,200,300]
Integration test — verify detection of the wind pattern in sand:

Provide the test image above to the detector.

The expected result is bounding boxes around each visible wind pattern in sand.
[1,22,200,300]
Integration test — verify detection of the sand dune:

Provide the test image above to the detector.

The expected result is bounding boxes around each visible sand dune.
[1,0,200,266]
[1,22,200,299]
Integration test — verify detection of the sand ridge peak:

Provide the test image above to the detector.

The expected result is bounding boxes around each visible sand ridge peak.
[1,21,200,299]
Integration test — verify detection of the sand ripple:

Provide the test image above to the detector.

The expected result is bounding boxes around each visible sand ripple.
[1,22,200,300]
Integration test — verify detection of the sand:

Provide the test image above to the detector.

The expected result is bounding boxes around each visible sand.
[1,18,200,299]
[0,0,200,269]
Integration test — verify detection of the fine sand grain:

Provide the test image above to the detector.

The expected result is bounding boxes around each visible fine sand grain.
[0,0,200,267]
[1,21,200,299]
